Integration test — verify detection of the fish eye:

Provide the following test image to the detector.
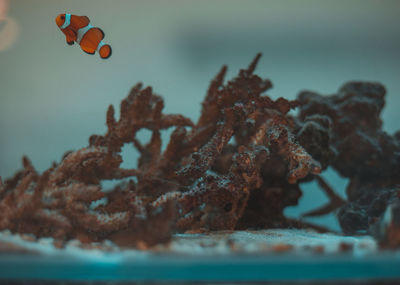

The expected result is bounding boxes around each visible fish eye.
[60,15,65,20]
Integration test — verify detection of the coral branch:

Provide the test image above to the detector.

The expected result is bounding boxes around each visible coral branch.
[301,176,345,217]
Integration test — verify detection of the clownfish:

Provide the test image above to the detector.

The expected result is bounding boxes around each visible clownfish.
[55,13,112,59]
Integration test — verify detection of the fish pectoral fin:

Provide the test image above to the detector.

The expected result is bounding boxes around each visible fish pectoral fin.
[65,29,77,42]
[72,31,78,41]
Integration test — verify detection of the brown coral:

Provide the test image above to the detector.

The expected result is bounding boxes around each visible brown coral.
[1,54,398,248]
[297,82,400,238]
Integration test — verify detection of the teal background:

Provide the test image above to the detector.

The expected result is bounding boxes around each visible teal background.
[2,254,400,281]
[1,0,400,230]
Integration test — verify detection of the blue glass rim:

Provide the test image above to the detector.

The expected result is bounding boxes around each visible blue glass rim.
[1,253,400,281]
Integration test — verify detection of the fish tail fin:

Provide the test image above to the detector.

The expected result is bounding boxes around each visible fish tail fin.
[99,42,112,59]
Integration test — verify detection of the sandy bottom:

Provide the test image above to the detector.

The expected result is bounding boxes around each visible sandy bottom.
[1,230,400,282]
[0,229,377,259]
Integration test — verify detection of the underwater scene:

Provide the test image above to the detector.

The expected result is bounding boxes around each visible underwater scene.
[1,0,400,284]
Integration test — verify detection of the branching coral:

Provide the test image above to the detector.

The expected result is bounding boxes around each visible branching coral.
[1,54,399,248]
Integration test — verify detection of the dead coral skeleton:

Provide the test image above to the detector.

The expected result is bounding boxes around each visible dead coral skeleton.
[1,54,398,248]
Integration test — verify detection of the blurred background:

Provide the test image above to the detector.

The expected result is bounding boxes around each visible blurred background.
[1,0,399,231]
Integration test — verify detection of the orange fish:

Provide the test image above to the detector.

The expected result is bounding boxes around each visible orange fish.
[55,13,112,59]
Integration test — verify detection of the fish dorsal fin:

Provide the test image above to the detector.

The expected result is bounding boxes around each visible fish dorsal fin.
[70,15,90,29]
[79,15,90,26]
